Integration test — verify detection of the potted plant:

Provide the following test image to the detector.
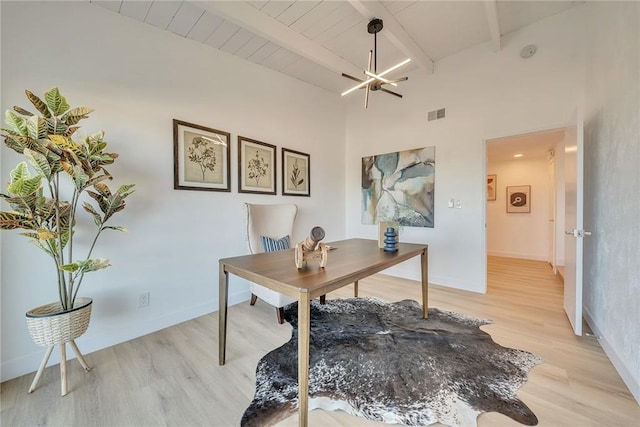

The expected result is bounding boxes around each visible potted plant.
[0,87,134,395]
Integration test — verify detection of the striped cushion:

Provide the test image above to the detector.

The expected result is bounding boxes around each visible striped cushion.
[261,235,291,252]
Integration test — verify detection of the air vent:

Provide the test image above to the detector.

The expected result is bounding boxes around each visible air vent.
[427,108,446,121]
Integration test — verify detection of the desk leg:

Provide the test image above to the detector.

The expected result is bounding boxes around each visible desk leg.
[298,292,311,427]
[421,248,429,319]
[219,263,229,365]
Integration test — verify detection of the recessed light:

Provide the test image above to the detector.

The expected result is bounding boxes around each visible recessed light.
[514,154,523,158]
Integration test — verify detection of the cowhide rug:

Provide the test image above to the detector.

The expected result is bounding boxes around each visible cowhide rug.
[242,298,542,427]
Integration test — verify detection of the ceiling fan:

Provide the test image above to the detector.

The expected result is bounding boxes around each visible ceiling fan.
[341,18,411,108]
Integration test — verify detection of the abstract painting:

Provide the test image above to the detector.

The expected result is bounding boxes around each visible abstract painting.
[362,146,435,227]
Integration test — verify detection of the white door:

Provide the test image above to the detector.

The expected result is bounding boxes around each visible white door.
[548,154,556,271]
[563,107,588,336]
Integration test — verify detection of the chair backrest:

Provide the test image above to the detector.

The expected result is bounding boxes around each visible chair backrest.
[245,203,298,254]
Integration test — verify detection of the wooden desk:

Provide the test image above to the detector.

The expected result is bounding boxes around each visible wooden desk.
[218,238,428,427]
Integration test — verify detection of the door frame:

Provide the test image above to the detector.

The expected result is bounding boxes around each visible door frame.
[483,122,567,285]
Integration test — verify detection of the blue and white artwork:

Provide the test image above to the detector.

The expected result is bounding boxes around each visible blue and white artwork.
[362,146,435,227]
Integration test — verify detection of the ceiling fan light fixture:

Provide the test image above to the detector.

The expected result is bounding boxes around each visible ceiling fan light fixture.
[341,18,410,108]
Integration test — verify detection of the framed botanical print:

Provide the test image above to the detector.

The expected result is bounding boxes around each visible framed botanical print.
[487,174,497,201]
[173,119,231,192]
[506,185,531,213]
[238,136,276,194]
[282,148,310,197]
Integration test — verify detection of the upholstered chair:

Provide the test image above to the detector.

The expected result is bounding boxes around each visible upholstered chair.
[244,203,298,323]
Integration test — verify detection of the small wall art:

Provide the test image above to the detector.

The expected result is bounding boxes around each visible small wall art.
[282,148,310,197]
[506,185,531,213]
[173,119,230,192]
[238,136,276,195]
[487,174,497,201]
[362,146,435,227]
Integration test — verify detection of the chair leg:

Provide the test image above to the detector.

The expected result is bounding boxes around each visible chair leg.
[319,295,326,305]
[354,280,359,297]
[250,293,258,306]
[276,307,285,324]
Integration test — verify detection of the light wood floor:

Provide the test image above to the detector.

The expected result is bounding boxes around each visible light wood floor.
[2,257,638,426]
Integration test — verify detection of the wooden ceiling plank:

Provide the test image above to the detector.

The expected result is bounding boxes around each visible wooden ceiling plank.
[276,1,321,27]
[195,1,362,76]
[92,1,123,13]
[186,11,224,43]
[303,3,356,40]
[168,2,206,37]
[484,0,502,52]
[235,35,270,59]
[220,28,256,54]
[288,1,343,33]
[260,1,295,19]
[145,1,182,30]
[119,1,152,21]
[348,0,434,74]
[205,20,241,49]
[314,9,364,45]
[246,41,282,64]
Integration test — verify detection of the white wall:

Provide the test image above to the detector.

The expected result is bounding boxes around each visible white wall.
[0,1,345,381]
[487,155,550,261]
[582,1,640,402]
[345,5,587,292]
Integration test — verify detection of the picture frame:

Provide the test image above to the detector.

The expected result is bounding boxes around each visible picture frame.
[238,136,276,195]
[282,148,310,197]
[506,185,531,213]
[173,119,231,192]
[487,174,497,201]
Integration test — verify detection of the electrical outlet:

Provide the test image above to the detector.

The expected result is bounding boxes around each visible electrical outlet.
[138,292,150,308]
[455,200,462,209]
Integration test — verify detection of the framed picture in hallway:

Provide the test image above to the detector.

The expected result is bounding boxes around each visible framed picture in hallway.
[487,174,497,201]
[506,185,530,213]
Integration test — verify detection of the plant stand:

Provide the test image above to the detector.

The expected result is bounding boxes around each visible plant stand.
[26,297,93,396]
[29,340,91,396]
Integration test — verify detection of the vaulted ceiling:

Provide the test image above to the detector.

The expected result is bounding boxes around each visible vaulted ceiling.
[91,1,581,94]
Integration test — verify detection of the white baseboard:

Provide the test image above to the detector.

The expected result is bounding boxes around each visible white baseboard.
[487,250,548,262]
[0,290,251,383]
[382,265,486,294]
[584,308,640,404]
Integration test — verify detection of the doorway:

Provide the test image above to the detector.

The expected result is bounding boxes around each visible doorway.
[486,128,565,279]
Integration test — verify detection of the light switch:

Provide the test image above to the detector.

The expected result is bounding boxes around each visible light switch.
[448,198,455,208]
[455,200,462,209]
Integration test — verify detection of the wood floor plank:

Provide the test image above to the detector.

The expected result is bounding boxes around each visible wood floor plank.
[1,256,638,426]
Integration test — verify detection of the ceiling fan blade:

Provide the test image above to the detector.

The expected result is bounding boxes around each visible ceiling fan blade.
[380,87,403,98]
[384,76,408,84]
[342,73,364,83]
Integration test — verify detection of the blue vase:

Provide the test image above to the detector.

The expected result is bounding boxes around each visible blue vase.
[383,227,398,252]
